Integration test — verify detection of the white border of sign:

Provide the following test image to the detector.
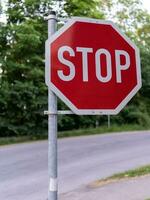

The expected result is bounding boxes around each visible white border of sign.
[45,17,141,115]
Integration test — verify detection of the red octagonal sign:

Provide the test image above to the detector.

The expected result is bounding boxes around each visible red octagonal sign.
[45,18,141,115]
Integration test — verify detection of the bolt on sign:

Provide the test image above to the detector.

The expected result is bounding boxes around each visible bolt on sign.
[45,17,141,115]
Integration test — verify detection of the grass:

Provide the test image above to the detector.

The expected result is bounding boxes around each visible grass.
[0,135,46,146]
[58,124,147,138]
[94,165,150,187]
[91,165,150,190]
[109,165,150,179]
[0,124,149,146]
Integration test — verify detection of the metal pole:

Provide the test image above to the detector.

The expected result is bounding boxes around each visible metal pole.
[47,11,57,200]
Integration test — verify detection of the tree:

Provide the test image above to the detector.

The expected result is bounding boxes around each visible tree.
[0,0,106,136]
[0,0,150,136]
[64,0,104,18]
[97,0,150,127]
[0,0,54,136]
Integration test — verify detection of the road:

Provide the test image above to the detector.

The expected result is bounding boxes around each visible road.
[0,131,150,200]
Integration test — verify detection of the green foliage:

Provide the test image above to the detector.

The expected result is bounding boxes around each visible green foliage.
[0,80,47,136]
[0,0,150,137]
[0,0,50,136]
[105,0,150,128]
[64,0,104,19]
[0,0,105,136]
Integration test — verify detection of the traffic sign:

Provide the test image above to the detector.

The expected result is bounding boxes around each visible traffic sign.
[45,17,141,115]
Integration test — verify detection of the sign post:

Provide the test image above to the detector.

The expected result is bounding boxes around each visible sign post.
[47,11,58,200]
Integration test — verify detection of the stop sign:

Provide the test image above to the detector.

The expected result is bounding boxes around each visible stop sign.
[45,18,141,115]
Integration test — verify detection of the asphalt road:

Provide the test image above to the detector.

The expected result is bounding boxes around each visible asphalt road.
[0,130,150,200]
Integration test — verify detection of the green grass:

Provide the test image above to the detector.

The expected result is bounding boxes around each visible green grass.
[109,165,150,179]
[95,165,150,187]
[58,124,147,138]
[0,124,149,146]
[0,135,46,146]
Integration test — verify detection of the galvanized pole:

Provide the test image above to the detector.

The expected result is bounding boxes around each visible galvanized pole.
[47,11,58,200]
